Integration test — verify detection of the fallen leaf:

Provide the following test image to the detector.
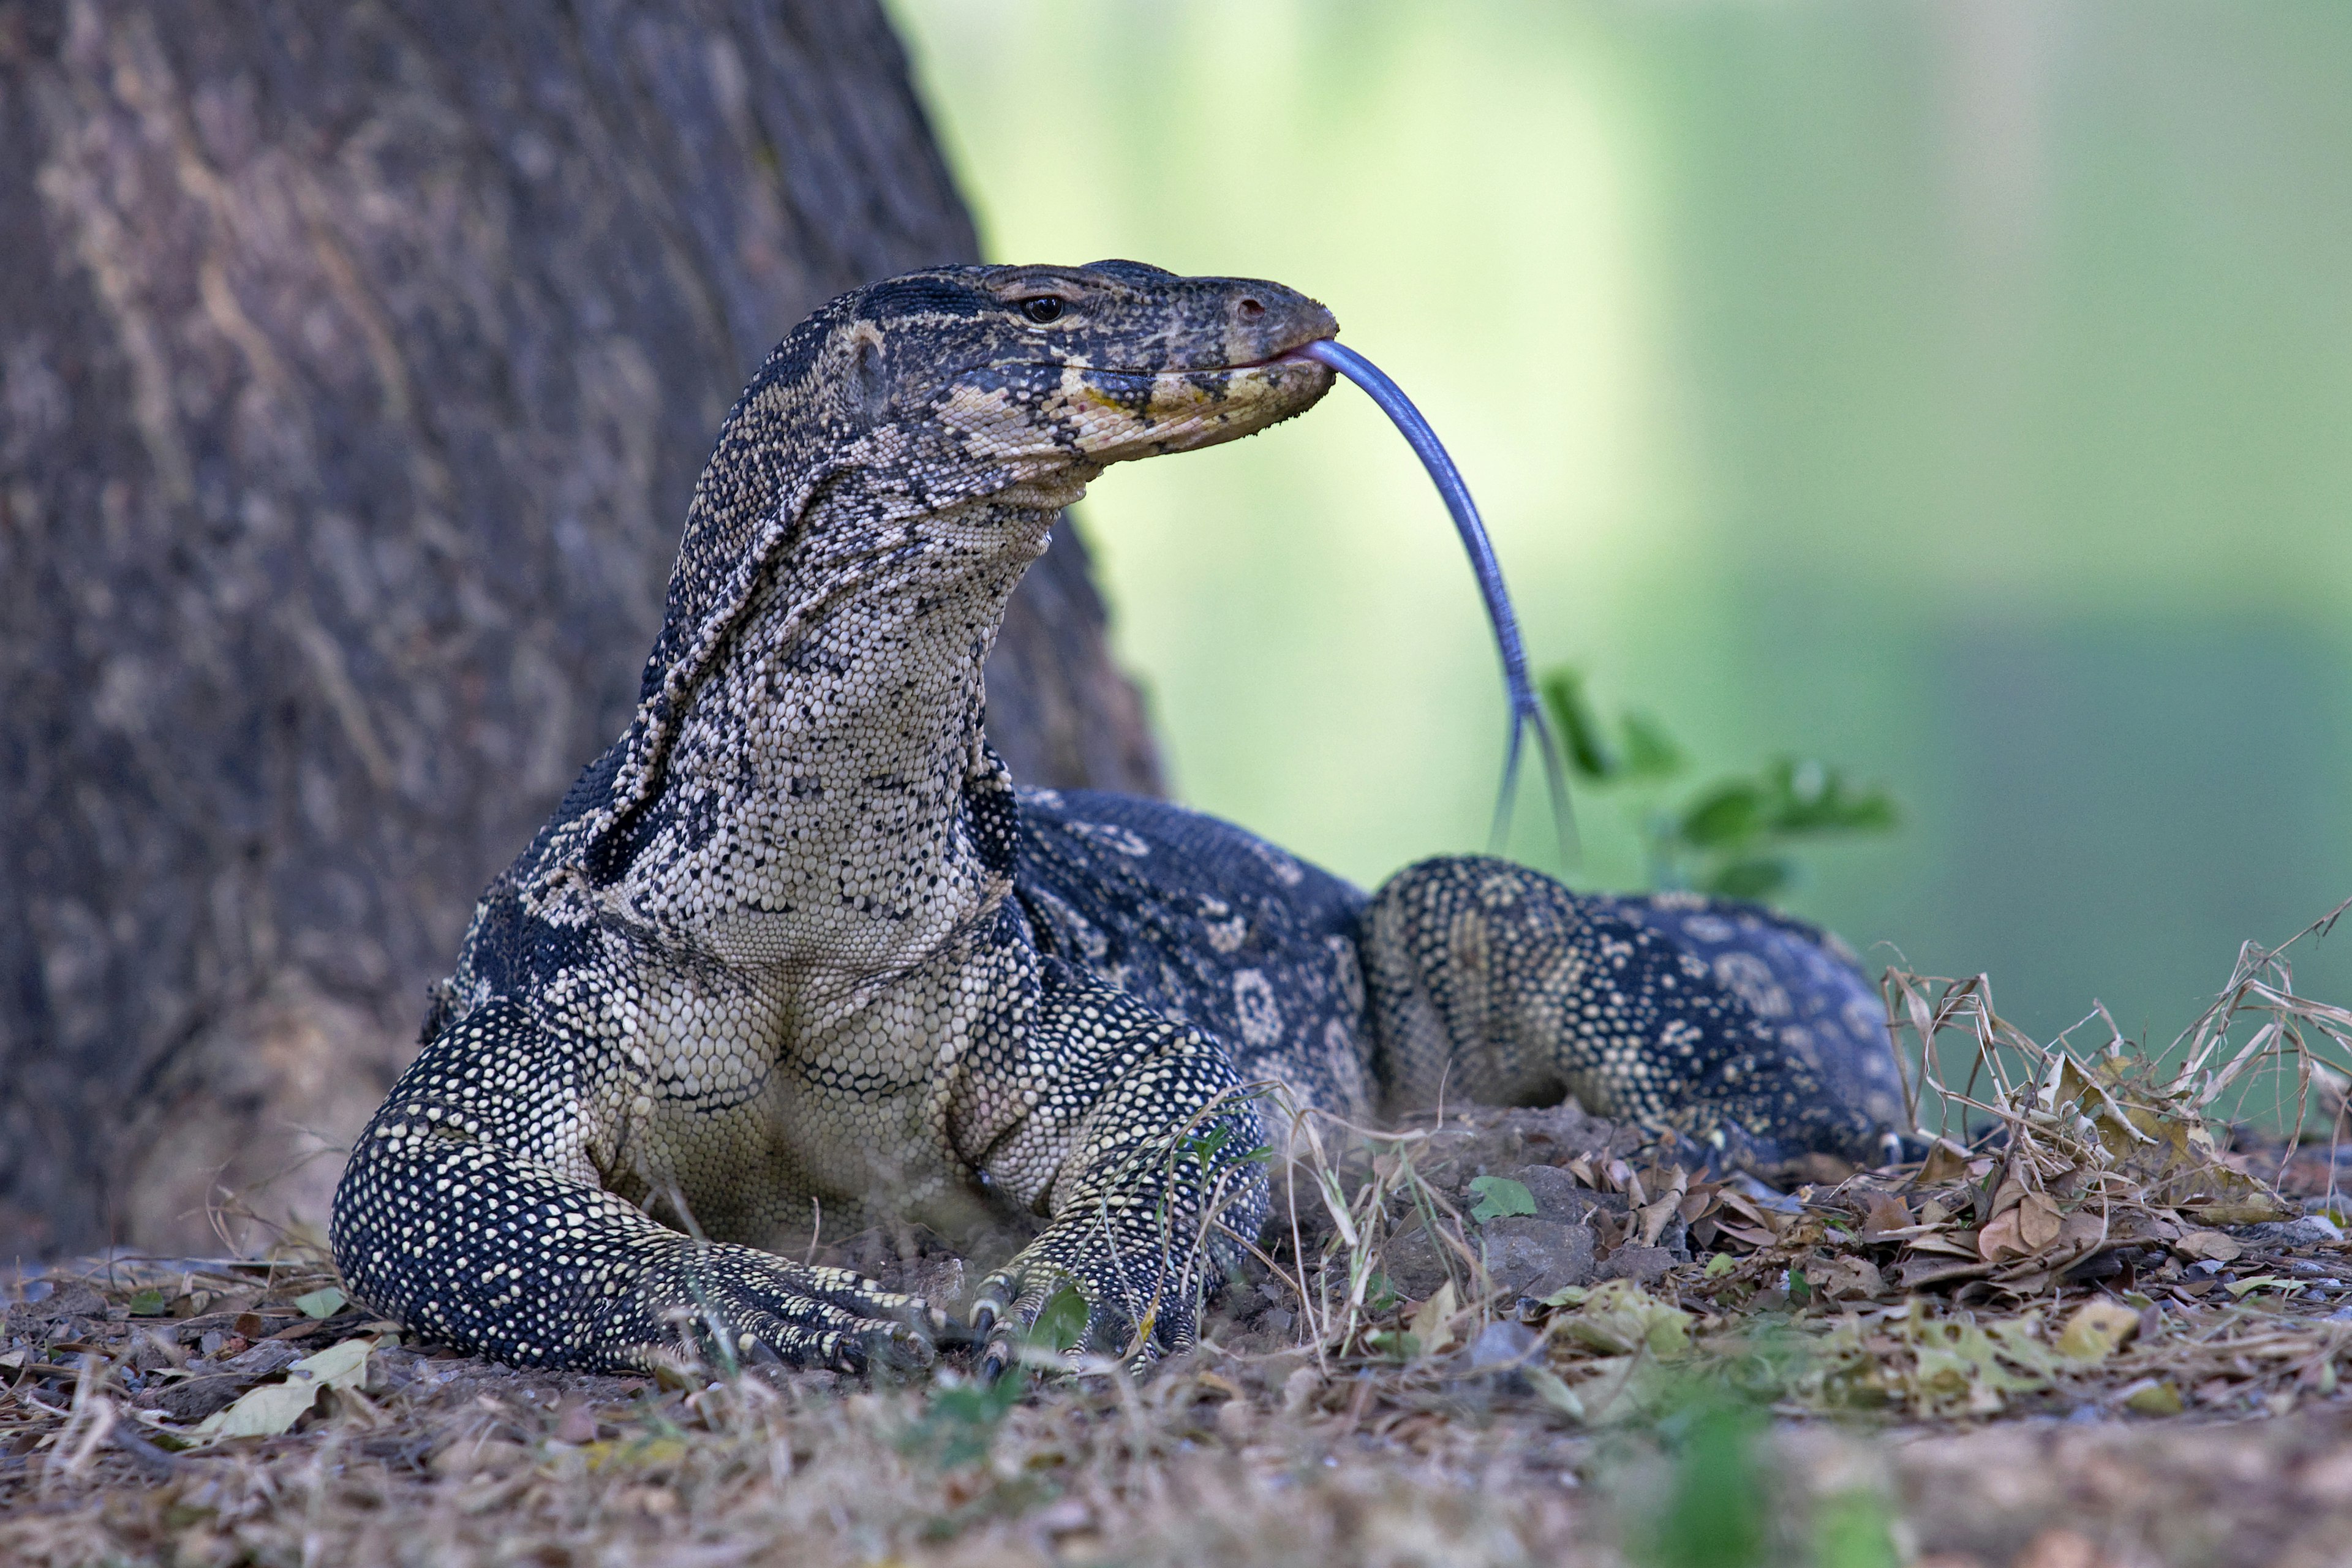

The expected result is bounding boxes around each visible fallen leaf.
[2223,1275,2291,1298]
[1555,1280,1690,1359]
[2017,1192,2064,1251]
[188,1335,378,1444]
[1715,1222,1778,1250]
[294,1287,347,1320]
[1918,1140,1970,1185]
[1861,1193,1913,1238]
[1468,1177,1537,1224]
[2055,1299,2139,1362]
[2123,1380,2185,1416]
[1818,1256,1885,1301]
[1985,1174,2030,1223]
[1523,1365,1584,1421]
[1637,1192,1685,1247]
[2055,1210,2106,1253]
[1192,1370,1245,1401]
[2187,1194,2291,1226]
[2175,1230,2244,1264]
[1977,1210,2026,1262]
[1409,1282,1460,1356]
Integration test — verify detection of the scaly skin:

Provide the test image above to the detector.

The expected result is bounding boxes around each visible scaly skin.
[331,262,1908,1376]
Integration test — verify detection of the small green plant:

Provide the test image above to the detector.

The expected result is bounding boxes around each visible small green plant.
[901,1373,1024,1469]
[1637,1395,1772,1568]
[1812,1490,1902,1568]
[1542,667,1898,901]
[1027,1284,1090,1355]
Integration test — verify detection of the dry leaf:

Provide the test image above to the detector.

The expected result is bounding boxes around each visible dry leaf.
[1985,1174,2030,1223]
[2055,1209,2106,1253]
[1818,1256,1885,1301]
[2175,1229,2244,1264]
[1637,1193,1684,1248]
[2123,1379,2185,1416]
[1918,1139,1970,1185]
[1861,1193,1913,1238]
[1522,1365,1585,1421]
[2055,1299,2139,1362]
[1555,1280,1691,1359]
[1408,1282,1459,1355]
[2017,1192,2064,1251]
[189,1335,379,1444]
[1977,1210,2026,1262]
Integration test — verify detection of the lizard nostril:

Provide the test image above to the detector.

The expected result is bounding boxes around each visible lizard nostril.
[1237,296,1265,320]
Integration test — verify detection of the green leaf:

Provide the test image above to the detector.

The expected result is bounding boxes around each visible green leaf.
[910,1375,1023,1469]
[1702,856,1792,902]
[1468,1175,1538,1223]
[1641,1398,1768,1568]
[1027,1285,1090,1355]
[1703,1253,1737,1280]
[293,1287,347,1320]
[1541,669,1617,781]
[127,1289,168,1317]
[1814,1488,1902,1568]
[1175,1125,1232,1171]
[1523,1364,1585,1421]
[1678,783,1765,850]
[1762,758,1898,836]
[1618,712,1686,780]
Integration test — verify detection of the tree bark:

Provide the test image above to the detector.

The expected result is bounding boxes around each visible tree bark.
[0,0,1160,1259]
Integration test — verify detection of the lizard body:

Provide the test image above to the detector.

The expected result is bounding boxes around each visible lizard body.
[331,263,1905,1372]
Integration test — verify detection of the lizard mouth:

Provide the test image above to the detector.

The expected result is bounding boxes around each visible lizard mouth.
[1019,333,1337,379]
[1068,342,1336,462]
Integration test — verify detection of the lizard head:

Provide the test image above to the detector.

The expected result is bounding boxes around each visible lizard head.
[606,263,1335,843]
[894,259,1340,472]
[720,261,1338,497]
[646,262,1336,691]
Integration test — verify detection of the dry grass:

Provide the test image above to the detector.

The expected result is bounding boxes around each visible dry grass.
[8,902,2352,1567]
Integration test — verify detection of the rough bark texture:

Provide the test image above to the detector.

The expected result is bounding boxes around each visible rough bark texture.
[0,0,1160,1259]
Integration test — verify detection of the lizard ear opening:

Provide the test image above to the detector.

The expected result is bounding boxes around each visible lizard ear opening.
[853,334,889,419]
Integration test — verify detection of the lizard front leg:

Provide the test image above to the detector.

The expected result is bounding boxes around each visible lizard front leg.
[331,1000,937,1373]
[955,960,1268,1376]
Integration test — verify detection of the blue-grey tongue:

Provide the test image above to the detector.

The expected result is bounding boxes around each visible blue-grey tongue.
[1295,337,1572,859]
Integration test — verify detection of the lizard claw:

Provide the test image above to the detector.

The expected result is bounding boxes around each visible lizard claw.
[625,1242,944,1375]
[968,1258,1089,1379]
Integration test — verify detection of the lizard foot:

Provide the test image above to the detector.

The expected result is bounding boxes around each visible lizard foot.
[624,1242,946,1374]
[968,1226,1202,1381]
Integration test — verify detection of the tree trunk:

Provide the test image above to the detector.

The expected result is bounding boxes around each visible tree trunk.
[0,0,1160,1259]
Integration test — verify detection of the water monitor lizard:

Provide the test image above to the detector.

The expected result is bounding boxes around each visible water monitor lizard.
[330,262,1909,1375]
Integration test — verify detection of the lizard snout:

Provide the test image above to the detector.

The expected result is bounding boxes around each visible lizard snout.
[1214,280,1337,371]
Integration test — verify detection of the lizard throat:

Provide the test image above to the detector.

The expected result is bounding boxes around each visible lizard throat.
[609,492,1063,978]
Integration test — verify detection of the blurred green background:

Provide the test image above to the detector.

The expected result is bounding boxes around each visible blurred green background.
[890,0,2352,1047]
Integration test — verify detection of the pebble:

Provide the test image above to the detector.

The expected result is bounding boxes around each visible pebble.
[1467,1320,1540,1371]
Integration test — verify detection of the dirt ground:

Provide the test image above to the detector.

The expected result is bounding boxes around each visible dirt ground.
[10,1064,2352,1568]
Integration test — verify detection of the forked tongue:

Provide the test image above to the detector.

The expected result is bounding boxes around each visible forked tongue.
[1294,337,1572,858]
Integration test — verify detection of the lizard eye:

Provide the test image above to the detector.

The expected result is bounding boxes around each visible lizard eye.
[1019,296,1066,325]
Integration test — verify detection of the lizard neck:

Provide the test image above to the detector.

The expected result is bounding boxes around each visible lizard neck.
[610,479,1079,980]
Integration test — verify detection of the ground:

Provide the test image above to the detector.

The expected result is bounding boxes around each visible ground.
[7,958,2352,1567]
